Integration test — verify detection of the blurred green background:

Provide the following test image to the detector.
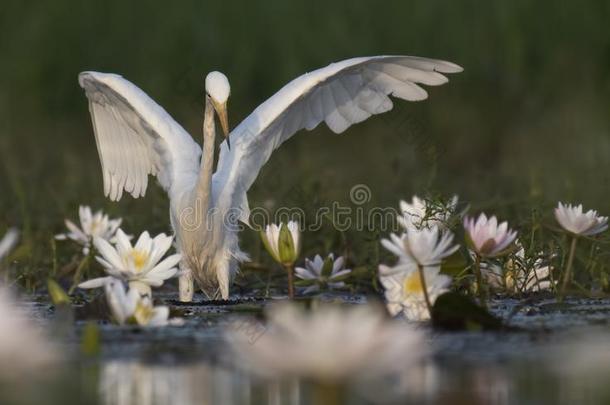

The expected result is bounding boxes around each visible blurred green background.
[1,0,609,285]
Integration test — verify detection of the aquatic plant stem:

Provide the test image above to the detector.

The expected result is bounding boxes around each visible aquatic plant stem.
[69,251,92,294]
[284,263,295,298]
[416,263,433,317]
[264,268,272,298]
[474,254,487,309]
[51,237,58,278]
[559,236,578,302]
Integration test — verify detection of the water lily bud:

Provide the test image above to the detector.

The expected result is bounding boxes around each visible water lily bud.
[261,221,300,265]
[47,278,71,306]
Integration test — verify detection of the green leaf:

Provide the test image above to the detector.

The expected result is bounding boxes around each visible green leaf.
[441,250,468,276]
[47,278,71,306]
[431,292,505,331]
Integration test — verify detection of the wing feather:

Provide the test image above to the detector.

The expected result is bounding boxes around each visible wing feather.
[212,55,462,224]
[79,72,202,201]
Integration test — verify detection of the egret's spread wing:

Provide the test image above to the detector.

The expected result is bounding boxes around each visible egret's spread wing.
[213,55,462,222]
[79,72,202,201]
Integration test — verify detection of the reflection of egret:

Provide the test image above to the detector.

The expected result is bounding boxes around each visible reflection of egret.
[99,360,283,405]
[79,56,462,300]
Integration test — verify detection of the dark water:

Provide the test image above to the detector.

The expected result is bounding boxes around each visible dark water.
[4,295,610,405]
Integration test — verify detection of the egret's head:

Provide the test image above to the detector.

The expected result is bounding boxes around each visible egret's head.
[205,71,230,145]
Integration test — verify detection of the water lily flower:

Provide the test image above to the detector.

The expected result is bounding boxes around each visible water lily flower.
[0,228,19,261]
[381,227,459,267]
[104,279,173,326]
[0,287,57,379]
[227,303,425,383]
[55,205,123,254]
[463,213,517,307]
[379,263,452,321]
[398,195,458,230]
[554,203,607,300]
[295,254,352,294]
[260,221,301,298]
[78,229,181,296]
[554,202,608,236]
[463,213,517,258]
[380,225,458,317]
[480,247,554,293]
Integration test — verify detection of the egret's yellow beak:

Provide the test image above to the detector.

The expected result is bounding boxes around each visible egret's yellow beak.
[212,99,230,149]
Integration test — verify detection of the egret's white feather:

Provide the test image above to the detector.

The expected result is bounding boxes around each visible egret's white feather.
[213,55,462,224]
[79,72,201,202]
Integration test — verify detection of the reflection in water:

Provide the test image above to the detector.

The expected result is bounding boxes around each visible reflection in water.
[99,361,303,405]
[97,359,458,405]
[96,352,610,405]
[95,329,610,405]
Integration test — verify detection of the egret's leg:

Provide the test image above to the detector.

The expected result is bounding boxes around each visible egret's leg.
[216,261,231,300]
[179,267,194,302]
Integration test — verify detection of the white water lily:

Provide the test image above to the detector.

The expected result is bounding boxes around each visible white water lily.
[104,279,174,327]
[0,287,57,378]
[480,248,554,293]
[294,253,352,294]
[463,213,517,258]
[379,263,452,320]
[398,195,458,230]
[227,303,425,382]
[55,205,123,254]
[381,226,459,267]
[78,229,181,296]
[0,228,19,261]
[554,202,608,236]
[260,220,301,265]
[380,225,457,319]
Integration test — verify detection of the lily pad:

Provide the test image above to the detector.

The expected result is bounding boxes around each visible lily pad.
[432,292,505,331]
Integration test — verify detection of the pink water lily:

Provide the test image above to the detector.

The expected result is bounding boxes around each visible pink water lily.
[463,213,517,258]
[554,202,608,236]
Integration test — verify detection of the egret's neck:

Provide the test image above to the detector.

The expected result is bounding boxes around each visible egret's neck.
[195,96,216,213]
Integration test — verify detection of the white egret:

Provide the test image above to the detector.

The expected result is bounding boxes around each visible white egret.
[78,55,462,301]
